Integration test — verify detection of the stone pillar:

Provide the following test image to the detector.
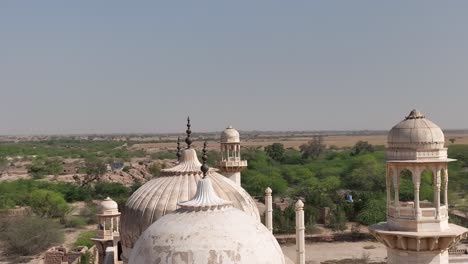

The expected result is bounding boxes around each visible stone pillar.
[94,242,106,264]
[435,170,441,219]
[414,182,421,220]
[265,187,273,233]
[295,200,305,264]
[393,170,400,217]
[443,169,448,206]
[386,168,391,216]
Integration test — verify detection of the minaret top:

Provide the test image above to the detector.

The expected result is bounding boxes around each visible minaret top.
[185,117,192,148]
[220,125,240,143]
[405,109,425,120]
[176,137,181,161]
[387,109,447,160]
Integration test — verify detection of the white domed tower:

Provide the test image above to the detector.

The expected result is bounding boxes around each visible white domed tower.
[129,144,285,264]
[92,197,121,264]
[120,119,260,263]
[217,126,248,186]
[370,110,468,264]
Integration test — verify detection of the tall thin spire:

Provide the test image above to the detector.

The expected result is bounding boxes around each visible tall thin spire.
[185,116,192,148]
[201,141,209,178]
[176,137,181,161]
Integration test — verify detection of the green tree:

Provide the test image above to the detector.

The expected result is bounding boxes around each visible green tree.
[345,154,385,192]
[0,156,7,174]
[350,141,375,156]
[94,182,130,200]
[74,157,107,187]
[299,135,326,159]
[28,190,70,219]
[264,143,285,162]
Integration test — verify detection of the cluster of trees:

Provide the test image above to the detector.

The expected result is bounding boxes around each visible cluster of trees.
[243,141,468,230]
[0,179,135,211]
[0,178,137,256]
[0,140,146,161]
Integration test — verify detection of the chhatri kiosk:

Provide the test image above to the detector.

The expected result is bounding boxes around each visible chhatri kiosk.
[370,110,468,264]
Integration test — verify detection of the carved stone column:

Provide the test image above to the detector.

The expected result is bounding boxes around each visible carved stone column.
[435,169,441,219]
[265,187,273,233]
[386,166,391,216]
[414,182,421,220]
[295,200,305,264]
[443,169,448,206]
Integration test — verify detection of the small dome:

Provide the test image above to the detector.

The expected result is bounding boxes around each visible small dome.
[388,109,445,150]
[120,148,260,260]
[129,177,285,264]
[100,197,119,215]
[221,125,240,143]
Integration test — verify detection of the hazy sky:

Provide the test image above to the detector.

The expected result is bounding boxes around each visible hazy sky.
[1,1,468,135]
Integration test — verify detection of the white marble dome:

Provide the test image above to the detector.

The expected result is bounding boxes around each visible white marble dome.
[388,109,445,150]
[120,148,260,262]
[221,126,240,143]
[129,177,285,264]
[100,197,119,215]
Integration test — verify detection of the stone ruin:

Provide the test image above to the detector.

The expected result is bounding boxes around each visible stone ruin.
[43,246,89,264]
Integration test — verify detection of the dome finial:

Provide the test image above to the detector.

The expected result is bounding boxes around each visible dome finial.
[201,141,209,178]
[185,116,192,148]
[405,109,425,120]
[176,137,181,161]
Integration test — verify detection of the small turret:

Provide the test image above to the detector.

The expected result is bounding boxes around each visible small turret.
[217,126,247,186]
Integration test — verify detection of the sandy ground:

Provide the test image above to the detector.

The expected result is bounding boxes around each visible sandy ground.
[131,132,468,152]
[281,241,387,264]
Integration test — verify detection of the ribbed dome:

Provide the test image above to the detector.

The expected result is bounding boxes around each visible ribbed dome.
[221,126,240,143]
[120,148,260,261]
[129,177,285,264]
[388,109,445,150]
[100,197,119,215]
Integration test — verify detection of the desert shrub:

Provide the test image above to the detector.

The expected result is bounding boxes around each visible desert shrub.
[356,198,386,226]
[0,195,16,209]
[273,206,295,234]
[79,251,96,264]
[64,216,87,228]
[74,230,98,248]
[80,202,99,224]
[329,205,347,232]
[149,163,162,177]
[122,166,131,173]
[151,151,175,160]
[3,217,64,255]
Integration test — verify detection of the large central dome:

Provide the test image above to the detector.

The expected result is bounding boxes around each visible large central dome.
[129,177,285,264]
[120,148,260,263]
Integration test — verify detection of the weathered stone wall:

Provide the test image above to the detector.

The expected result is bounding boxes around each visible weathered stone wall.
[0,207,31,218]
[44,246,67,264]
[43,245,96,264]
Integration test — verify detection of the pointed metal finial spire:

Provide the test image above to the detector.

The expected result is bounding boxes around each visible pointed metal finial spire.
[185,116,192,148]
[176,137,181,161]
[201,141,209,178]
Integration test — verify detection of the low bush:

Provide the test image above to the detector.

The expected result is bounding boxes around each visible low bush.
[3,217,64,255]
[80,202,98,224]
[74,230,98,248]
[64,216,87,228]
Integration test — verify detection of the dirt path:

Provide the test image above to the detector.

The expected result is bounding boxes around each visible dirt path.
[281,241,387,264]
